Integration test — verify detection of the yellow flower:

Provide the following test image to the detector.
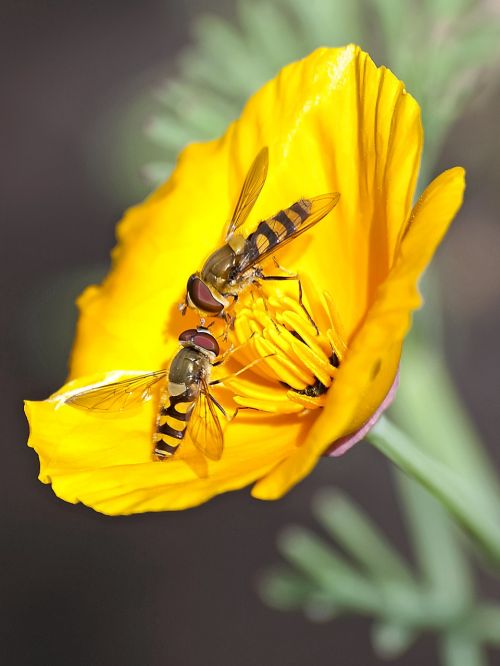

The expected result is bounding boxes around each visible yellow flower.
[25,46,465,514]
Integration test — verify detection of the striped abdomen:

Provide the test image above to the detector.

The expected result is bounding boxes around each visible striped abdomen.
[154,388,195,460]
[243,199,312,263]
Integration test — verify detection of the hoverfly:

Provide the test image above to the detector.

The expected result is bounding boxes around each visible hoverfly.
[63,327,232,461]
[183,147,340,321]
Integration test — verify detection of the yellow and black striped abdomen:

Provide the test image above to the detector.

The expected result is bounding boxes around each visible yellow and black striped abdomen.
[271,199,312,239]
[154,390,194,460]
[244,199,312,261]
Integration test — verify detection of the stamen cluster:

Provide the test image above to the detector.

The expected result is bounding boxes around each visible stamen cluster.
[213,279,347,414]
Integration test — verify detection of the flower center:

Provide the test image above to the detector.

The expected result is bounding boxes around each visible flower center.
[217,277,347,414]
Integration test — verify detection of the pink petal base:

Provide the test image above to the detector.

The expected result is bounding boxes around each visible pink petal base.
[324,372,400,457]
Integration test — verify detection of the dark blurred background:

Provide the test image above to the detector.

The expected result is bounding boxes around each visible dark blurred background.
[2,1,500,664]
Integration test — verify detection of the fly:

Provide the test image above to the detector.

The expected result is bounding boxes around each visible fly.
[182,147,340,322]
[62,327,256,462]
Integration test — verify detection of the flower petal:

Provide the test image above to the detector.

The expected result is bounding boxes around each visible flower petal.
[252,167,466,500]
[27,46,459,513]
[69,140,232,378]
[70,45,422,378]
[218,45,423,336]
[326,371,399,457]
[26,373,312,514]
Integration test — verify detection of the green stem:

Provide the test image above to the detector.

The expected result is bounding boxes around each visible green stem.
[392,338,500,507]
[395,472,474,610]
[367,416,500,567]
[467,604,500,646]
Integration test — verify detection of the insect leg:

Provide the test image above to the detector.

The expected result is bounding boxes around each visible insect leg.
[209,354,275,386]
[228,405,254,422]
[259,274,319,335]
[272,256,298,277]
[260,275,299,281]
[296,279,319,335]
[216,303,237,338]
[258,259,299,282]
[212,332,256,367]
[207,392,227,417]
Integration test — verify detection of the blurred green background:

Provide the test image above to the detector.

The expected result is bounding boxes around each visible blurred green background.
[2,1,500,664]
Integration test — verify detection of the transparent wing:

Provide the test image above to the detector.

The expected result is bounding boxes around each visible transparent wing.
[64,370,168,412]
[225,146,269,240]
[238,192,340,273]
[187,378,225,461]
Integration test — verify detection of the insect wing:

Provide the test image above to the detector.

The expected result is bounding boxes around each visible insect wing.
[64,370,167,412]
[225,146,269,241]
[238,192,340,273]
[187,378,224,461]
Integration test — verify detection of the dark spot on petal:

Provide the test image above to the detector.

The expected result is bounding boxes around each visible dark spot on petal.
[371,359,382,380]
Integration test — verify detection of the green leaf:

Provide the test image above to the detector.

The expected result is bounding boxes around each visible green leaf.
[440,631,488,666]
[312,488,415,584]
[258,566,342,621]
[368,417,500,566]
[370,0,414,57]
[155,79,237,121]
[277,526,383,614]
[276,526,459,627]
[257,566,316,610]
[179,51,246,101]
[141,161,173,185]
[188,16,271,95]
[466,604,500,646]
[372,621,416,659]
[145,117,196,150]
[302,595,339,622]
[237,0,301,69]
[424,0,473,20]
[286,0,363,49]
[395,473,474,612]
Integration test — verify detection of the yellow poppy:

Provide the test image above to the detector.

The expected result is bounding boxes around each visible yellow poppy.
[25,45,465,514]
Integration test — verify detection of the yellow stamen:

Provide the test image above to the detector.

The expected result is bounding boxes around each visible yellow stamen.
[221,279,347,414]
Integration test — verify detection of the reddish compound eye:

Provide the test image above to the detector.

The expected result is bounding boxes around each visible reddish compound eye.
[187,275,224,314]
[178,328,220,356]
[178,329,197,343]
[193,332,219,356]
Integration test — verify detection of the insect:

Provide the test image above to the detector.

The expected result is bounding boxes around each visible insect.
[183,146,340,321]
[63,327,233,462]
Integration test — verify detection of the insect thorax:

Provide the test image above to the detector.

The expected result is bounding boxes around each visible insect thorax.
[168,347,210,392]
[200,244,237,290]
